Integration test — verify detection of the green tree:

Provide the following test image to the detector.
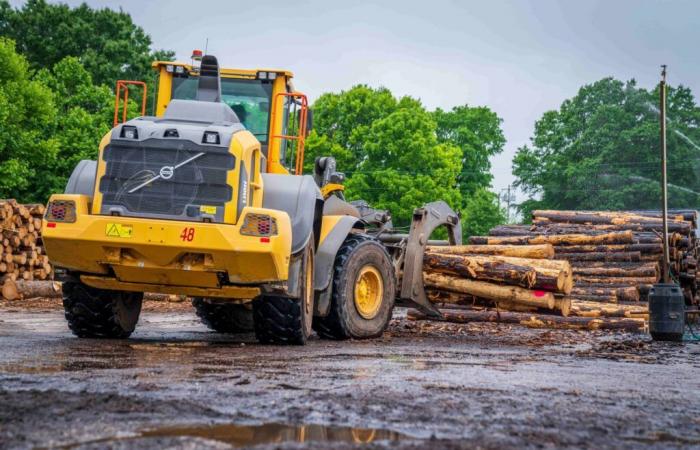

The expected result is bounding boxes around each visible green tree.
[305,85,506,234]
[461,187,506,237]
[0,0,173,88]
[433,105,506,198]
[513,77,700,219]
[0,38,115,202]
[36,57,114,195]
[0,37,58,201]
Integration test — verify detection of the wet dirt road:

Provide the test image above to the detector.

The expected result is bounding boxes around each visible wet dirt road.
[1,300,700,449]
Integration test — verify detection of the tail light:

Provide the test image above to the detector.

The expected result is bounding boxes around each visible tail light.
[240,214,278,237]
[45,200,77,223]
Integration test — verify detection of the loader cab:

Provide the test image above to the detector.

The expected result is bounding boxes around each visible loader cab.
[150,59,309,175]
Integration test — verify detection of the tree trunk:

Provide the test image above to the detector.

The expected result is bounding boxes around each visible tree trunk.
[423,272,556,309]
[426,244,554,259]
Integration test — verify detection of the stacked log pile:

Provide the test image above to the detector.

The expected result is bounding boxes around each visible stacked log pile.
[484,210,698,307]
[421,244,574,317]
[1,200,53,300]
[416,242,647,331]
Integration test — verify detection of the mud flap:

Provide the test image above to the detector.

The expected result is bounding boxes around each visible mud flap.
[399,201,461,318]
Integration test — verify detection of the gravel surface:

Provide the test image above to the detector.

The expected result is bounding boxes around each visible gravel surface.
[1,299,699,449]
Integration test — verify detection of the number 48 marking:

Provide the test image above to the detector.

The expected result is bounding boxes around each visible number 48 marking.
[180,227,195,242]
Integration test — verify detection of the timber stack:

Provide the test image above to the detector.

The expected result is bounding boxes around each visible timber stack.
[415,242,647,331]
[0,200,53,300]
[483,209,699,307]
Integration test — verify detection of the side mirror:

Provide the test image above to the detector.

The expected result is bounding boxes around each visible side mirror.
[295,109,313,137]
[305,109,313,136]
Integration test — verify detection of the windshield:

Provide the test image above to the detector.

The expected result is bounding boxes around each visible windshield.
[171,77,273,143]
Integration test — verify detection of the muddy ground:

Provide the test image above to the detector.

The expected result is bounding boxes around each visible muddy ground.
[1,299,700,449]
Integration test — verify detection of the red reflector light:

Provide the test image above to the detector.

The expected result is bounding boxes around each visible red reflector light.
[260,237,270,243]
[46,222,57,228]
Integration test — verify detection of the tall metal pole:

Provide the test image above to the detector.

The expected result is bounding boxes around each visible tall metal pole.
[660,65,670,283]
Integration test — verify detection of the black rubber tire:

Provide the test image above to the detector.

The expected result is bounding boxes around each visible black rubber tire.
[253,236,314,345]
[313,234,395,340]
[192,298,254,333]
[62,279,143,339]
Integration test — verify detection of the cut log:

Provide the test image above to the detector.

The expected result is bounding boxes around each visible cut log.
[574,275,658,285]
[426,244,554,259]
[1,277,18,300]
[532,210,692,234]
[570,300,648,318]
[555,251,641,262]
[407,308,645,332]
[554,243,663,255]
[470,231,634,246]
[423,272,556,309]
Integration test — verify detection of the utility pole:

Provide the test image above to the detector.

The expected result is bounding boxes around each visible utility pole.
[660,65,670,283]
[649,64,685,342]
[500,185,515,223]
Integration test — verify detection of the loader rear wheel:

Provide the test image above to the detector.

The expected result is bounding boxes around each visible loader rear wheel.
[253,236,314,345]
[62,279,142,339]
[313,234,395,340]
[192,298,254,333]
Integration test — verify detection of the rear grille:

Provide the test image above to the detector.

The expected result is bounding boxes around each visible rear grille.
[99,139,235,221]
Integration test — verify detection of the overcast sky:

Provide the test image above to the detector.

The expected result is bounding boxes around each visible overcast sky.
[12,0,700,201]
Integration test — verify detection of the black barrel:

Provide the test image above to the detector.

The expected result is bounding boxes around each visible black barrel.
[648,283,685,341]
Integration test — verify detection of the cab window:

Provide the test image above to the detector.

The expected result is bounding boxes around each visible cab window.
[171,77,273,143]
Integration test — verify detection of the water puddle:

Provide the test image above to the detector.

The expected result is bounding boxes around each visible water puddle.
[57,422,408,448]
[142,422,407,445]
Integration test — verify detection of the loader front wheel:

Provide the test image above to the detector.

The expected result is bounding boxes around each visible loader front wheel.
[253,236,314,345]
[313,234,395,340]
[192,298,254,333]
[62,279,143,339]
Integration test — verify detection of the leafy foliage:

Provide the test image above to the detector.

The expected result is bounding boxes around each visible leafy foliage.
[513,78,700,219]
[433,105,505,198]
[0,37,58,201]
[0,39,113,201]
[305,85,505,234]
[0,0,173,87]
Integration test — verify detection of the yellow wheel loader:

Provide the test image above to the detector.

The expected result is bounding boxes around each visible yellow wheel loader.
[42,54,461,345]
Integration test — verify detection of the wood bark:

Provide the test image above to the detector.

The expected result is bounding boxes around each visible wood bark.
[426,244,554,259]
[423,272,556,309]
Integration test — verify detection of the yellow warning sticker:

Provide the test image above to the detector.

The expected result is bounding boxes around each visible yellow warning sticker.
[105,223,133,238]
[200,205,217,215]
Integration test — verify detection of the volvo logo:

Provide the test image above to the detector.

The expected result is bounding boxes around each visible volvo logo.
[160,166,174,180]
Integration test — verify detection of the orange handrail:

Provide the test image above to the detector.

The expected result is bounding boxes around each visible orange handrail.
[269,92,308,174]
[113,80,148,127]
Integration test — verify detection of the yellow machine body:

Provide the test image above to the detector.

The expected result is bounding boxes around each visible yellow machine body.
[43,58,327,300]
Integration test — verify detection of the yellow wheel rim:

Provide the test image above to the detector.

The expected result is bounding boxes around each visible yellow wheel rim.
[354,265,383,319]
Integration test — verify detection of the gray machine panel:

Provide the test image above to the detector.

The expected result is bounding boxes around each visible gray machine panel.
[65,160,97,197]
[262,173,322,254]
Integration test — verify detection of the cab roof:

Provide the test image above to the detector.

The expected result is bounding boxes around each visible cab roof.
[152,61,294,79]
